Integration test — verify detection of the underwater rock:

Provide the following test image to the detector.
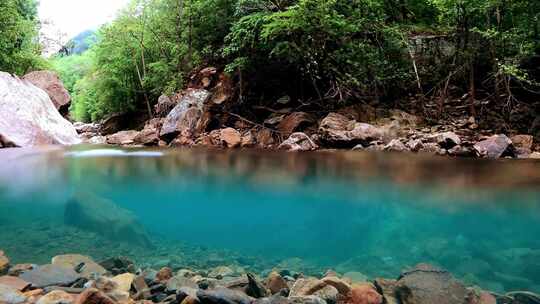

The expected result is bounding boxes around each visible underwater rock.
[466,289,496,304]
[289,295,327,304]
[197,287,254,304]
[342,284,382,304]
[0,250,9,274]
[111,273,136,293]
[19,264,81,288]
[99,257,136,275]
[65,192,153,248]
[209,266,235,279]
[8,264,35,277]
[313,285,339,304]
[0,283,27,304]
[342,273,367,284]
[267,272,289,294]
[51,254,106,278]
[246,273,269,298]
[166,275,198,292]
[156,267,173,282]
[75,288,116,304]
[289,278,326,297]
[395,264,467,304]
[36,290,75,304]
[373,279,398,304]
[321,277,351,295]
[0,276,30,291]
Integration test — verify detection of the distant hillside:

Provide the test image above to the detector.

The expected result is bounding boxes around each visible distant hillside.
[59,30,97,56]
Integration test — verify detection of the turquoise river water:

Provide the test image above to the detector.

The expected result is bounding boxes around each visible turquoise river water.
[0,146,539,293]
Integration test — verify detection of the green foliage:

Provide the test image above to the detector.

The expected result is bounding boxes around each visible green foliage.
[225,0,410,99]
[46,0,538,121]
[0,0,48,75]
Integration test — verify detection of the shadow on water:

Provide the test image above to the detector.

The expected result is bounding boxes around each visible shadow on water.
[0,145,540,293]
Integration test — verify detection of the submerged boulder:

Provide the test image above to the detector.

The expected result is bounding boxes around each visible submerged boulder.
[51,254,106,278]
[0,72,80,147]
[64,192,153,248]
[19,264,81,288]
[22,70,71,114]
[395,264,467,304]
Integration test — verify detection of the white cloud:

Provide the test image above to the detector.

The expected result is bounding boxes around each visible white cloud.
[39,0,129,54]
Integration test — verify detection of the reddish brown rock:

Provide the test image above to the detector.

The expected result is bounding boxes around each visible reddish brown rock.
[0,276,30,291]
[241,132,256,148]
[256,129,275,148]
[156,267,173,282]
[134,118,163,146]
[266,271,288,294]
[277,112,315,136]
[210,74,233,105]
[155,95,178,118]
[75,288,116,304]
[343,284,383,304]
[321,276,352,295]
[511,134,534,157]
[396,264,467,304]
[8,264,34,276]
[220,128,242,148]
[106,130,139,145]
[160,89,210,141]
[36,290,75,304]
[22,70,70,113]
[466,290,496,304]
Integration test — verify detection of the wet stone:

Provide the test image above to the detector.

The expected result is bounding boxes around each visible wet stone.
[0,283,27,304]
[396,264,468,304]
[19,264,81,289]
[197,287,254,304]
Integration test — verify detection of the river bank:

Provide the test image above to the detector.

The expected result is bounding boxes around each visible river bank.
[73,68,540,159]
[1,250,539,304]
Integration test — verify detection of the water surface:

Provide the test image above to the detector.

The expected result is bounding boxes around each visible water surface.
[1,146,539,293]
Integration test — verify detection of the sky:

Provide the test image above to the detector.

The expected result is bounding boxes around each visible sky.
[39,0,129,49]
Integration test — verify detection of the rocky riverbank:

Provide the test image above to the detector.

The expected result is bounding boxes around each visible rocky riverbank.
[73,68,540,159]
[1,250,538,304]
[0,68,539,159]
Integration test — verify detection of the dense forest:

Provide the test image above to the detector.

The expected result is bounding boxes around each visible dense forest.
[1,0,539,127]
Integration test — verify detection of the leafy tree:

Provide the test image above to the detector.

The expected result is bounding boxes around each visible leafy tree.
[0,0,48,75]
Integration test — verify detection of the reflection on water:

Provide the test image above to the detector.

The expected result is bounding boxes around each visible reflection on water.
[0,146,540,293]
